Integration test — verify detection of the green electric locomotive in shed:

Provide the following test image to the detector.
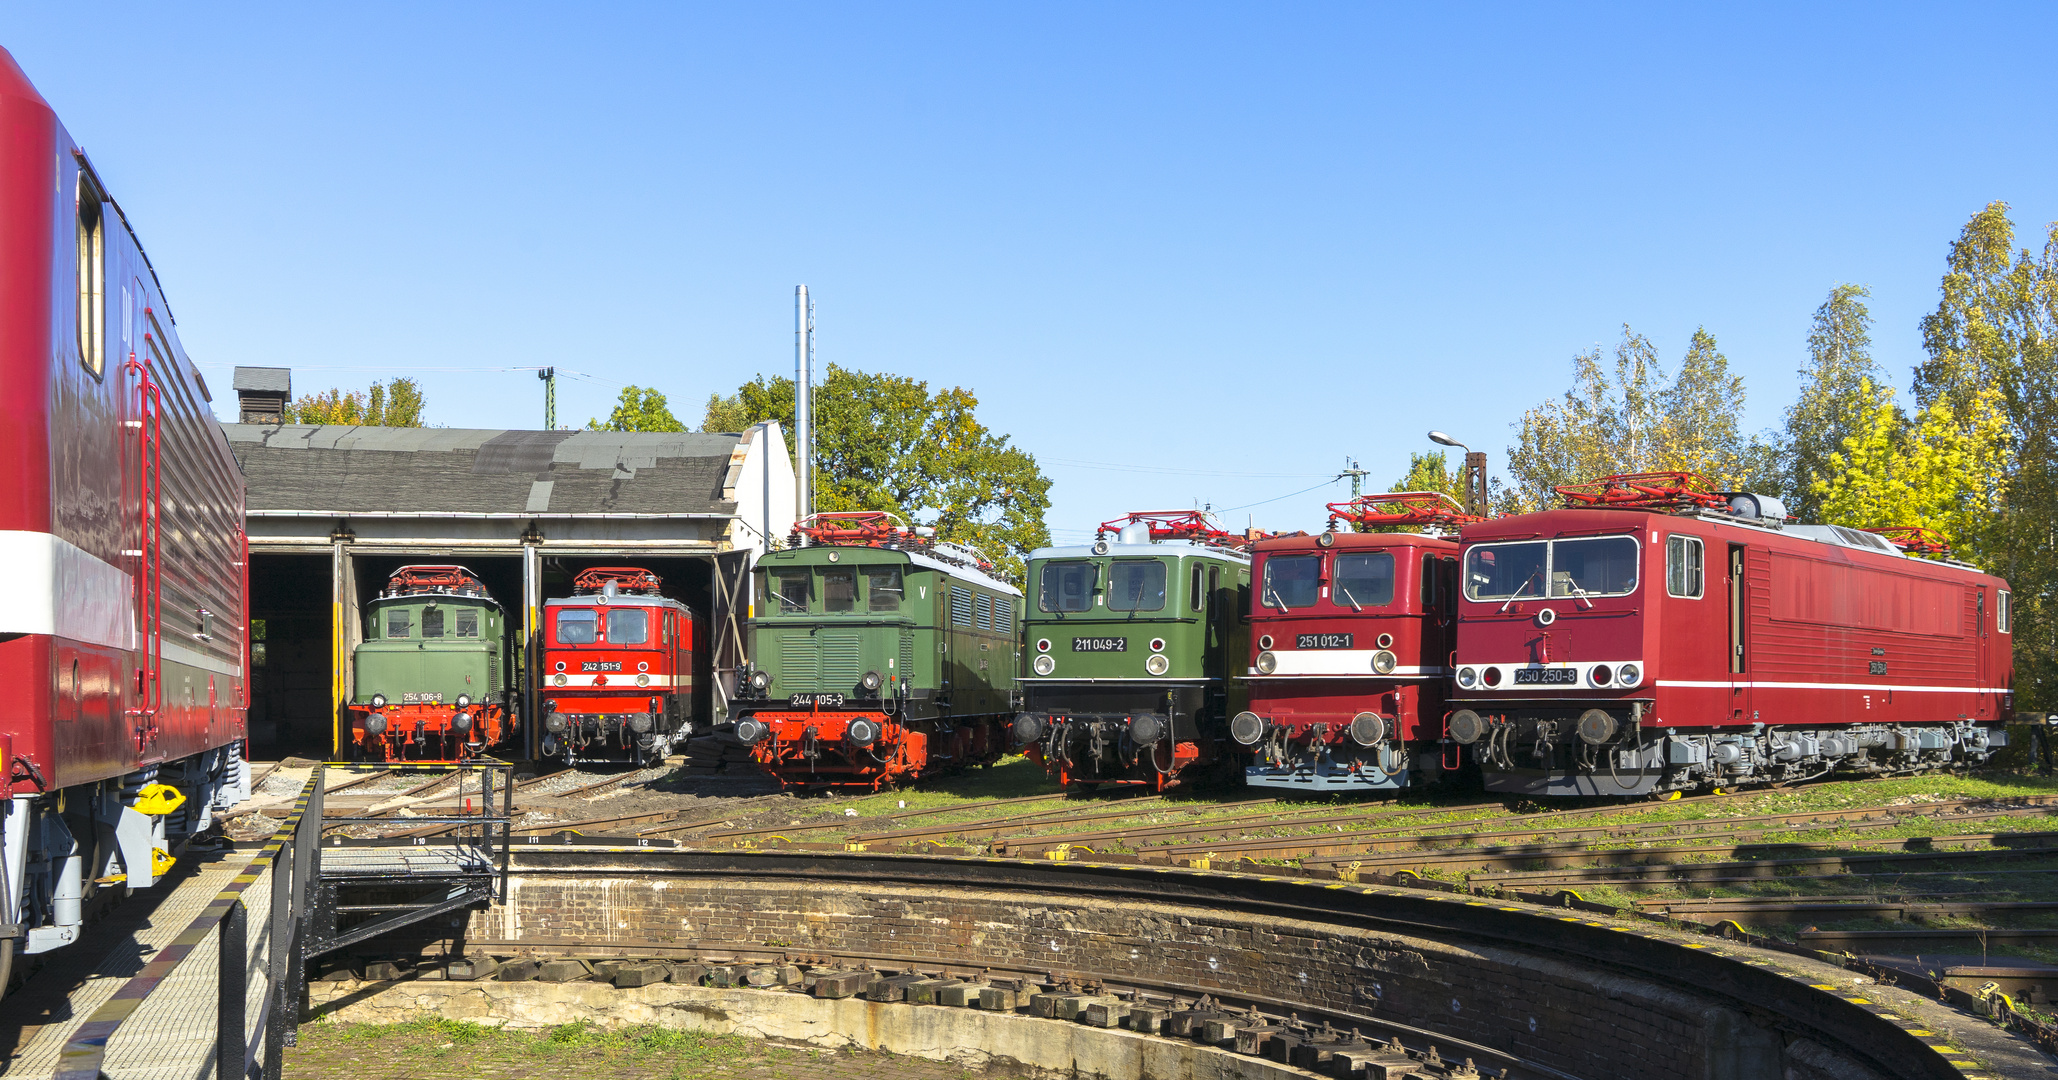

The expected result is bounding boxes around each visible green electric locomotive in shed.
[347,565,513,761]
[732,512,1021,791]
[1014,511,1252,790]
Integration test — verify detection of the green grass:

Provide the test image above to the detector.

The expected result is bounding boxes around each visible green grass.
[305,1018,785,1066]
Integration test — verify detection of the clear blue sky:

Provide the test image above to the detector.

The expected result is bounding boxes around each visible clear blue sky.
[9,4,2057,542]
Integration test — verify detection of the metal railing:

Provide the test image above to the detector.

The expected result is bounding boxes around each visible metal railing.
[56,768,324,1080]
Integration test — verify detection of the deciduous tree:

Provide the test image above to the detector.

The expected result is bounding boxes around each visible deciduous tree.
[590,386,686,432]
[285,378,428,427]
[1782,285,1891,521]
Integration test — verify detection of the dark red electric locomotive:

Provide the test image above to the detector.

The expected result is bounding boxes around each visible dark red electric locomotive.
[2,48,251,983]
[540,568,695,766]
[1448,473,2012,796]
[1232,493,1470,791]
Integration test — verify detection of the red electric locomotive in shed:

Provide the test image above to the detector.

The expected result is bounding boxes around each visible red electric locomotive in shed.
[540,568,695,766]
[1447,473,2011,796]
[1232,493,1470,791]
[2,48,251,982]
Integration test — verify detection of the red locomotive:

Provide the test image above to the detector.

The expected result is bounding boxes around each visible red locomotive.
[540,568,695,766]
[1232,493,1471,791]
[1,48,251,983]
[1447,473,2011,796]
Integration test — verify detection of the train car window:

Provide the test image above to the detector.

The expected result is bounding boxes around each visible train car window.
[421,607,445,638]
[608,608,650,643]
[386,608,411,639]
[556,608,598,644]
[865,566,903,611]
[822,570,856,613]
[77,174,105,378]
[1107,560,1167,612]
[1464,542,1546,601]
[1666,535,1704,598]
[456,609,480,637]
[1999,590,2012,634]
[1190,564,1204,611]
[1334,552,1395,609]
[769,569,811,613]
[1038,561,1097,613]
[1552,536,1638,597]
[1259,555,1320,611]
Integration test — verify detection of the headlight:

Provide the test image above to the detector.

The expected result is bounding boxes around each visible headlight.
[630,714,653,733]
[1482,666,1502,687]
[554,661,566,672]
[1230,711,1266,746]
[1456,666,1477,688]
[1618,663,1641,687]
[553,673,568,686]
[1447,709,1484,744]
[1036,639,1051,653]
[1590,664,1613,687]
[750,670,770,690]
[1371,650,1397,675]
[1258,635,1273,650]
[637,661,649,672]
[1255,651,1278,675]
[861,670,882,691]
[846,718,879,746]
[545,713,567,733]
[1145,654,1170,676]
[637,674,651,687]
[1148,638,1165,653]
[362,712,387,734]
[370,693,387,709]
[456,694,471,708]
[452,711,472,732]
[1032,654,1056,676]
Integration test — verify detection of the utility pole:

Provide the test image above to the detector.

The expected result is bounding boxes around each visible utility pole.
[1341,458,1368,498]
[1427,431,1488,516]
[794,286,814,522]
[538,367,556,430]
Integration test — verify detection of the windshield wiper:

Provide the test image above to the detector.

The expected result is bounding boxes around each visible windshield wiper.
[1499,568,1544,613]
[1263,584,1291,612]
[1565,582,1594,610]
[1336,584,1363,613]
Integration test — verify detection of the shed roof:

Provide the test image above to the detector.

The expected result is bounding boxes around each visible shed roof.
[232,366,292,394]
[222,425,746,517]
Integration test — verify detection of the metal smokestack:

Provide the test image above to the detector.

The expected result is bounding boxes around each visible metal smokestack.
[794,285,814,523]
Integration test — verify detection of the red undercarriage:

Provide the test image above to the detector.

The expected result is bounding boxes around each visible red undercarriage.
[1024,739,1206,792]
[746,710,1003,791]
[349,703,507,762]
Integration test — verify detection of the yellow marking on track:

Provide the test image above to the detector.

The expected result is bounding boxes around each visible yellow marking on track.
[1843,997,1872,1005]
[1684,943,1707,948]
[1908,1029,1934,1037]
[1808,984,1838,990]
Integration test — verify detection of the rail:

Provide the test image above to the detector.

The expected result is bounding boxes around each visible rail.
[55,768,325,1080]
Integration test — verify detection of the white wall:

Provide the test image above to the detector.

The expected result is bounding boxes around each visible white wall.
[726,420,796,560]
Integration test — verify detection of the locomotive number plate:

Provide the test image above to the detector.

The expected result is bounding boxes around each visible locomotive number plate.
[1072,637,1128,652]
[789,693,846,707]
[400,692,442,704]
[1512,667,1579,685]
[581,661,623,672]
[1295,633,1354,649]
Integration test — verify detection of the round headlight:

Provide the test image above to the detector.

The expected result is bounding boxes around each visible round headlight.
[1149,638,1165,653]
[750,670,770,690]
[456,693,471,708]
[1230,711,1266,746]
[554,661,566,672]
[846,718,879,746]
[1447,709,1484,745]
[1349,712,1387,747]
[362,712,387,735]
[1145,654,1171,676]
[1036,638,1051,653]
[1255,651,1278,675]
[861,670,883,691]
[630,714,653,733]
[1012,713,1045,743]
[452,711,473,732]
[1371,650,1397,675]
[554,673,568,686]
[1456,666,1477,688]
[370,693,387,709]
[1376,633,1394,649]
[638,661,649,673]
[735,718,769,744]
[1482,666,1502,687]
[1129,714,1165,745]
[1258,635,1273,650]
[1032,654,1056,676]
[1589,664,1613,687]
[637,674,651,687]
[1618,663,1641,687]
[545,713,567,733]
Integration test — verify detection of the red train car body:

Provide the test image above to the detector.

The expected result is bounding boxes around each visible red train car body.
[1,48,250,982]
[540,568,696,766]
[1448,474,2011,796]
[1233,494,1468,791]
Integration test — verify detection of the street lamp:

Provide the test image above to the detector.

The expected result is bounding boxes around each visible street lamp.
[1427,431,1488,517]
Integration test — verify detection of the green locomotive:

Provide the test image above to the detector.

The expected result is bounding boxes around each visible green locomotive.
[732,512,1021,791]
[347,565,513,761]
[1013,511,1252,790]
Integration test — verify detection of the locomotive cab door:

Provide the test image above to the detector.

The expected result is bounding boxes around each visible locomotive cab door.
[1726,543,1751,723]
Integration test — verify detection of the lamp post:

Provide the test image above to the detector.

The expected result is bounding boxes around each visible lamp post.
[1428,431,1489,517]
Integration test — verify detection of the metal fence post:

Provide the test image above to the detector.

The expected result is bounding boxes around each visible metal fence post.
[280,765,323,1049]
[217,897,248,1080]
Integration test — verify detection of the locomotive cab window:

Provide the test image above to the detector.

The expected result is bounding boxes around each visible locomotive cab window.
[1464,542,1546,601]
[385,609,411,639]
[1190,564,1204,612]
[1334,552,1395,609]
[1107,559,1167,612]
[1260,554,1320,610]
[456,609,480,637]
[1039,561,1097,613]
[766,568,811,613]
[608,608,649,644]
[1666,535,1704,598]
[76,172,105,378]
[1552,537,1638,597]
[421,607,445,638]
[1999,589,2012,634]
[822,569,856,613]
[865,566,903,612]
[556,607,598,644]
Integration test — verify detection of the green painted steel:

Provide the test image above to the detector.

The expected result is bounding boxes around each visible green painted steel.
[353,595,506,706]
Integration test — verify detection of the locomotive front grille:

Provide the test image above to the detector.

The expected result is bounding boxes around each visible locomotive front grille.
[780,636,819,685]
[820,630,862,690]
[899,630,916,677]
